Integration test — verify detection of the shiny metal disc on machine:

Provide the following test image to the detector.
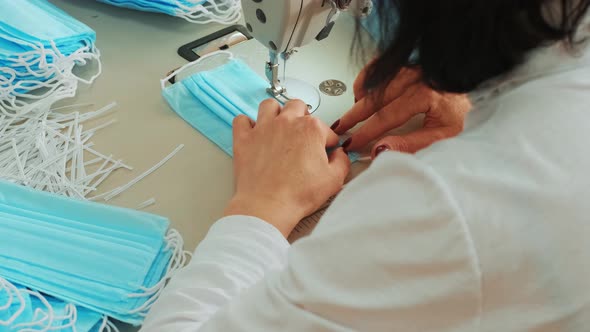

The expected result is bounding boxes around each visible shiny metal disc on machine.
[283,77,321,113]
[319,79,347,96]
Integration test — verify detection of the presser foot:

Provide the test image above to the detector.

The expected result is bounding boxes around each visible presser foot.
[266,78,321,113]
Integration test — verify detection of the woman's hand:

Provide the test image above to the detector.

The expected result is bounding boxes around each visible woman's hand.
[224,99,351,238]
[332,66,471,157]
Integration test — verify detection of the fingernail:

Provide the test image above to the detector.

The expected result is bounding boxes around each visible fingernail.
[342,137,352,151]
[375,145,390,157]
[330,119,340,131]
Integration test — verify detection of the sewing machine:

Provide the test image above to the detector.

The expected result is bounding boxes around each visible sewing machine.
[175,1,372,111]
[240,0,373,109]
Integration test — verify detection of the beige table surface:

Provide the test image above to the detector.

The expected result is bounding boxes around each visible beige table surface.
[45,1,376,330]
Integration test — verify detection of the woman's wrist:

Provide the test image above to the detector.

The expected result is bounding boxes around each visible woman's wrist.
[223,194,304,238]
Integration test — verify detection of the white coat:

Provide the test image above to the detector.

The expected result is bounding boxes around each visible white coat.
[141,17,590,332]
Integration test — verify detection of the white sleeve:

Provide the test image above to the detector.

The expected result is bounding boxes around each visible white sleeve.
[141,153,483,332]
[140,216,290,332]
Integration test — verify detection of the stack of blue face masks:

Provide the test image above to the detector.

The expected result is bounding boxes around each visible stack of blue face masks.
[0,180,187,330]
[0,0,101,112]
[162,53,360,161]
[96,0,241,24]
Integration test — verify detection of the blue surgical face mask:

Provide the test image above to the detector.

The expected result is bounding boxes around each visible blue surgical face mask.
[162,52,268,156]
[95,0,203,17]
[0,180,188,326]
[0,0,94,48]
[162,52,360,162]
[95,0,241,24]
[0,0,100,110]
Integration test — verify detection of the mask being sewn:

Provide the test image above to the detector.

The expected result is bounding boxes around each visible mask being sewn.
[162,53,360,161]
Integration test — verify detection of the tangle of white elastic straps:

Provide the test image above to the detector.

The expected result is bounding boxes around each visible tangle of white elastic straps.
[0,276,83,331]
[174,0,242,24]
[0,34,101,114]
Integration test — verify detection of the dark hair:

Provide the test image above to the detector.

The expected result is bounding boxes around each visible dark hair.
[359,0,590,94]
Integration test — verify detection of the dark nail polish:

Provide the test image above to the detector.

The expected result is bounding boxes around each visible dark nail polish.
[375,145,390,156]
[330,119,341,131]
[342,137,352,151]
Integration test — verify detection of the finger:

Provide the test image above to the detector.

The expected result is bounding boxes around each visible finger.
[328,148,351,184]
[257,99,281,124]
[371,126,461,156]
[325,126,340,148]
[334,96,379,135]
[306,117,340,147]
[336,69,424,135]
[232,115,254,158]
[233,114,253,137]
[344,93,426,151]
[280,99,309,119]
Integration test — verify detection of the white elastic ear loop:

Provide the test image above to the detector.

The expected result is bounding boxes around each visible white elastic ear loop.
[59,40,102,86]
[0,33,101,112]
[30,39,101,87]
[126,228,192,316]
[0,34,58,78]
[160,50,234,90]
[0,37,58,95]
[0,277,26,327]
[1,82,74,115]
[183,0,242,24]
[175,0,242,24]
[12,289,77,332]
[98,315,120,332]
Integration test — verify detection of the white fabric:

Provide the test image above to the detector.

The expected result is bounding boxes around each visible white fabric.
[140,24,590,332]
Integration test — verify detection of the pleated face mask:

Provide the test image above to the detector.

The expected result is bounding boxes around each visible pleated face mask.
[96,0,241,24]
[0,0,95,52]
[161,52,360,161]
[161,52,268,156]
[0,180,188,327]
[0,0,101,111]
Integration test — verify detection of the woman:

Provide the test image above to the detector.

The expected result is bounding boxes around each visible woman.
[143,0,590,331]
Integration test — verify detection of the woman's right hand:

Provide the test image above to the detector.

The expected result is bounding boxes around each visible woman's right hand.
[224,99,350,237]
[332,66,471,157]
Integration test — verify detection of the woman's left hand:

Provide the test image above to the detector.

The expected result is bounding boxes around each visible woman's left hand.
[224,99,351,238]
[333,66,471,157]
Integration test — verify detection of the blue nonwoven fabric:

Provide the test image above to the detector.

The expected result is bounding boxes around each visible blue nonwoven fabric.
[0,180,179,326]
[96,0,206,16]
[163,59,268,156]
[163,58,360,161]
[0,0,99,100]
